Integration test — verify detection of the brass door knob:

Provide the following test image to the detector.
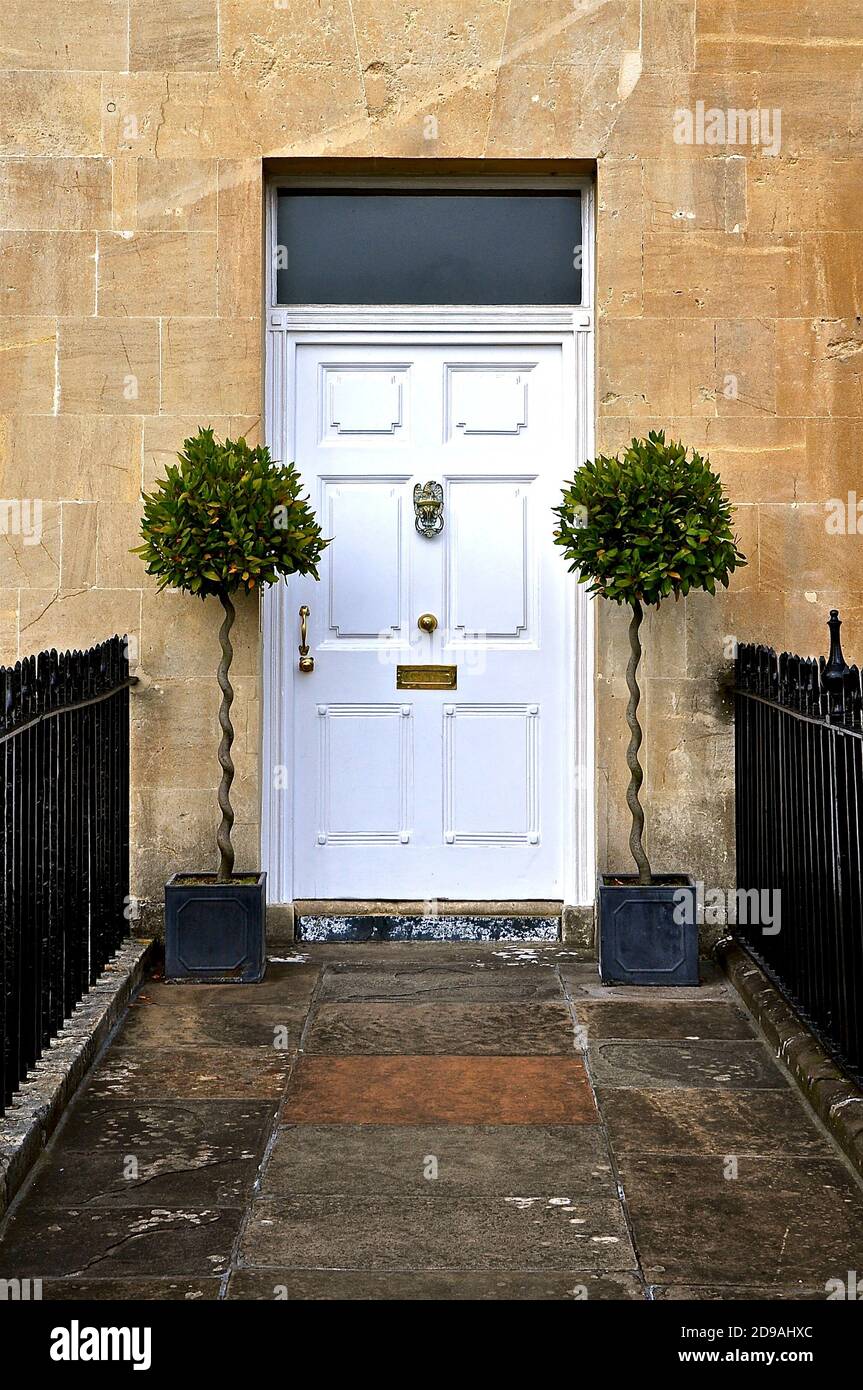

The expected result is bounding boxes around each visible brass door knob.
[417,613,438,634]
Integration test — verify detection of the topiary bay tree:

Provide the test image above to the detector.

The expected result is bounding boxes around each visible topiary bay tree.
[554,430,745,890]
[135,427,328,887]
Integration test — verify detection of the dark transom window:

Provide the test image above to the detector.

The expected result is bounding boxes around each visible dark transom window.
[274,190,583,306]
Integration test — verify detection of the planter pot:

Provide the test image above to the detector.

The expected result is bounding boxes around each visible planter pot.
[597,873,698,987]
[164,872,266,983]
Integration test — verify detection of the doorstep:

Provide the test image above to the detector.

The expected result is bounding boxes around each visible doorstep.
[292,899,563,944]
[0,938,156,1219]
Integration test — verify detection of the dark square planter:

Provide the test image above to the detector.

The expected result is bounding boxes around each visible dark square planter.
[597,873,698,987]
[164,872,266,983]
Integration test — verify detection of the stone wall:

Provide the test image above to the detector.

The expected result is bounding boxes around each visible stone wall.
[1,0,861,908]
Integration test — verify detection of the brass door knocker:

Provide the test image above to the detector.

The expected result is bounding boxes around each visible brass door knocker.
[413,481,444,538]
[298,605,314,673]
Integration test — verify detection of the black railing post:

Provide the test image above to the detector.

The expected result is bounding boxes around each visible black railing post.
[824,609,851,721]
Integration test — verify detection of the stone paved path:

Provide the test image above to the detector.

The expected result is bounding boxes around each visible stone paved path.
[1,943,862,1300]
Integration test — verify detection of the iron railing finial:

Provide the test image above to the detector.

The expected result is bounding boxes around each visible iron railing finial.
[823,608,851,719]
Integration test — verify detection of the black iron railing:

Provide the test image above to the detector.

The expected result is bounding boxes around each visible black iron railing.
[0,636,132,1112]
[735,610,863,1080]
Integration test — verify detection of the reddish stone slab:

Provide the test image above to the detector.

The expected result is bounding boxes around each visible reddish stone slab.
[281,1055,598,1125]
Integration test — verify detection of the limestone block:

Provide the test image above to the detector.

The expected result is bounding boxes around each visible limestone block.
[111,157,139,231]
[0,231,95,316]
[131,676,259,795]
[605,73,706,158]
[352,0,509,74]
[59,319,160,415]
[161,318,261,414]
[131,677,247,789]
[0,501,60,589]
[0,318,56,412]
[0,73,102,157]
[18,588,141,656]
[501,0,640,71]
[642,231,800,317]
[801,234,863,317]
[352,71,496,159]
[704,417,804,503]
[649,787,736,886]
[220,0,362,76]
[597,417,806,508]
[102,74,257,160]
[486,62,620,159]
[596,588,688,685]
[745,74,863,158]
[0,157,112,231]
[0,0,127,71]
[98,230,218,316]
[726,503,758,592]
[60,502,98,589]
[598,317,716,418]
[129,0,218,72]
[775,318,863,418]
[643,0,695,71]
[217,162,262,319]
[643,155,746,234]
[785,599,863,667]
[0,590,17,663]
[0,415,142,503]
[96,501,151,589]
[136,159,218,230]
[596,159,643,319]
[131,786,260,898]
[685,583,783,670]
[696,0,863,78]
[801,418,863,504]
[759,503,863,599]
[713,318,776,419]
[748,158,863,235]
[102,69,366,160]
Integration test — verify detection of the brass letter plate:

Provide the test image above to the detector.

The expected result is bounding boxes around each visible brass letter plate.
[396,664,457,690]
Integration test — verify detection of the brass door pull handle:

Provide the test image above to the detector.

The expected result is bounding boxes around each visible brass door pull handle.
[418,613,438,634]
[298,605,314,673]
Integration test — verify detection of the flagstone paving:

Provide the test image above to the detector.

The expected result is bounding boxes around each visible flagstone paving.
[0,943,862,1300]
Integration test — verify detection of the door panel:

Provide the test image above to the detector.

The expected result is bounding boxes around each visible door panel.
[443,703,540,845]
[322,479,408,640]
[446,478,535,641]
[322,365,410,440]
[446,362,532,436]
[317,704,412,844]
[289,337,571,899]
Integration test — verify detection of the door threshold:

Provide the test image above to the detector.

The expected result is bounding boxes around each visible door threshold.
[294,899,563,917]
[293,900,562,943]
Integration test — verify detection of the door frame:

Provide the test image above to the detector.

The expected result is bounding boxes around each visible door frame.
[261,179,595,907]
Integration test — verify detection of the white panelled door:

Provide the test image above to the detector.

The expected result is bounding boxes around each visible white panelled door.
[287,336,574,899]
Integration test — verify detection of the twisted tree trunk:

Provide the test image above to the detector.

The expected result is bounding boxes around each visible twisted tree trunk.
[216,590,235,883]
[626,599,652,885]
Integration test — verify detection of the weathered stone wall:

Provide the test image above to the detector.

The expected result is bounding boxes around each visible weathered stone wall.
[0,1,860,906]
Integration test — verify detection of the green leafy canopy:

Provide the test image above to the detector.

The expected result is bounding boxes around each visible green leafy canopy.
[134,428,328,597]
[553,430,746,606]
